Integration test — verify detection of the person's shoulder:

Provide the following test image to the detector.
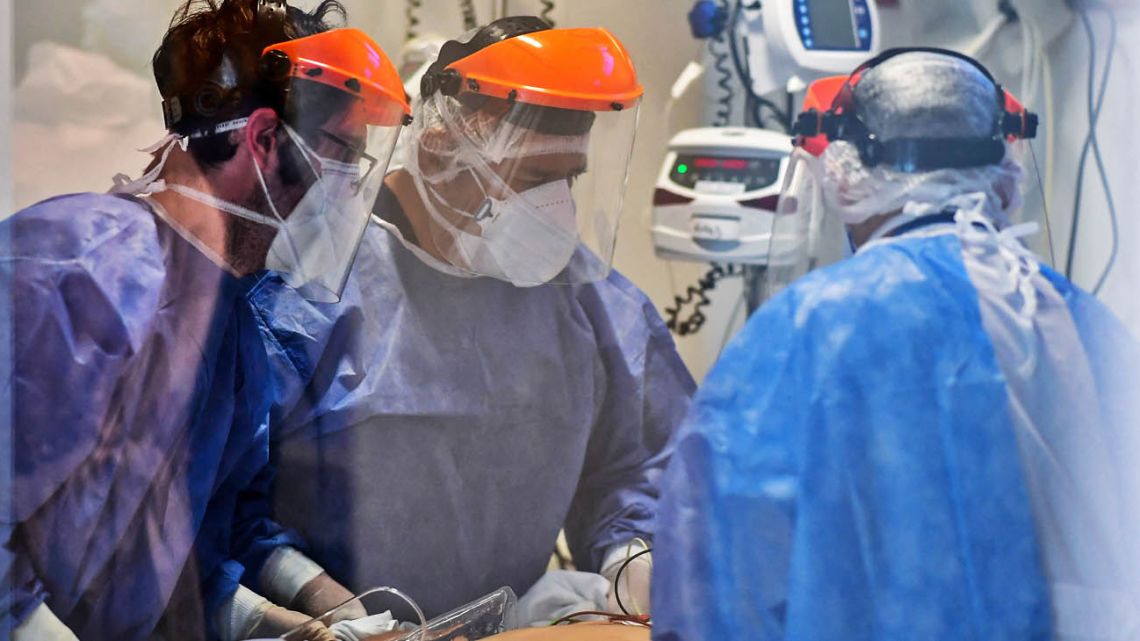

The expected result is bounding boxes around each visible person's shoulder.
[795,235,967,315]
[587,267,652,305]
[750,234,975,355]
[5,193,166,334]
[576,266,671,335]
[5,192,160,261]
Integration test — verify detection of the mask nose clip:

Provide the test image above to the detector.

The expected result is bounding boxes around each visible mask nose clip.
[474,198,496,222]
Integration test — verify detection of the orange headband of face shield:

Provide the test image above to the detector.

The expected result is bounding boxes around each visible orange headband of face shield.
[260,28,412,126]
[792,47,1038,165]
[439,27,644,113]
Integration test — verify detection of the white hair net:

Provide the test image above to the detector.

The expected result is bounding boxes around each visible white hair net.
[821,140,1025,227]
[819,51,1029,227]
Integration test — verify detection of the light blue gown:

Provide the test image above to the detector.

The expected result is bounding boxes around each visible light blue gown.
[1,194,301,641]
[653,224,1140,641]
[249,219,695,618]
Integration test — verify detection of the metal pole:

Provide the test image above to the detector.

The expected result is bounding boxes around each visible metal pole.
[744,266,769,315]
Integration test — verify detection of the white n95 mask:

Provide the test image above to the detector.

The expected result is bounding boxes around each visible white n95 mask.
[112,122,376,303]
[454,179,580,287]
[262,145,370,303]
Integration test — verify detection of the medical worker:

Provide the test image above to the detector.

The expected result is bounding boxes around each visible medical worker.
[653,49,1140,641]
[249,17,694,623]
[1,1,409,639]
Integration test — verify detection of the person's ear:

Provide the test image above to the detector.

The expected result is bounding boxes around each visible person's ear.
[243,108,282,174]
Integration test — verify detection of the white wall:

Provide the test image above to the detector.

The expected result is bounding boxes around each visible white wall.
[1,0,12,215]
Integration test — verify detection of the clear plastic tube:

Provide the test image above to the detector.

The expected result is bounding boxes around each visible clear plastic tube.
[281,586,427,641]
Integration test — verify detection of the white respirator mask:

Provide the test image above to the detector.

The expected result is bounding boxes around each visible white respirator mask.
[112,121,374,302]
[453,179,579,287]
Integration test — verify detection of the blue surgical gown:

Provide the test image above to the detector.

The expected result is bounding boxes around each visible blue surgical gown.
[248,221,695,618]
[0,194,302,641]
[653,229,1140,641]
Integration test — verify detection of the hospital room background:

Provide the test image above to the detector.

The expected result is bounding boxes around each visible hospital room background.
[0,0,1133,382]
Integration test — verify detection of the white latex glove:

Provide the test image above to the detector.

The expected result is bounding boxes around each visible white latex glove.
[506,570,610,628]
[601,542,652,616]
[12,603,80,641]
[328,611,399,641]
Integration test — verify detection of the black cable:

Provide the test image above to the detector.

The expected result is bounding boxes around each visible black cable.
[1065,10,1118,295]
[540,0,556,26]
[739,33,764,129]
[1063,13,1096,280]
[1086,10,1119,295]
[725,0,791,132]
[710,0,735,126]
[459,0,478,31]
[613,548,653,617]
[405,0,422,41]
[664,263,743,336]
[737,26,781,130]
[550,611,650,627]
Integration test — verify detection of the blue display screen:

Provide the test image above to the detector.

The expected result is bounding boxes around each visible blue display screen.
[794,0,873,51]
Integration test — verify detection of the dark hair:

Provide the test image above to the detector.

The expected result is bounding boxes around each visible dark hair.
[152,0,348,168]
[422,16,550,99]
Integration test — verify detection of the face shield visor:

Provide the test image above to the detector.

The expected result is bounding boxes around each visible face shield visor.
[258,29,411,302]
[768,49,1049,296]
[113,28,408,302]
[766,148,853,297]
[407,27,644,287]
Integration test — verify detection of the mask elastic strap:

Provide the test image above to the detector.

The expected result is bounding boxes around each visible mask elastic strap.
[110,133,189,195]
[254,123,327,269]
[252,144,287,227]
[282,124,327,188]
[110,118,251,195]
[162,183,281,229]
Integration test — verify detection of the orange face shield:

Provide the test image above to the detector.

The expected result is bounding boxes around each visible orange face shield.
[441,27,643,112]
[260,28,412,127]
[251,28,409,302]
[407,23,645,286]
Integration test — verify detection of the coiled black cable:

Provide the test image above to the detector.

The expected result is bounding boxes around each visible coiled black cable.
[459,0,477,30]
[665,264,743,336]
[405,0,422,41]
[540,0,556,26]
[709,0,735,126]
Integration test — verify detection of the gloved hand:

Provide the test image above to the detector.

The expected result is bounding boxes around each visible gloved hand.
[506,570,610,628]
[260,548,365,623]
[248,605,337,641]
[291,572,367,623]
[328,611,399,641]
[601,543,652,616]
[12,603,80,641]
